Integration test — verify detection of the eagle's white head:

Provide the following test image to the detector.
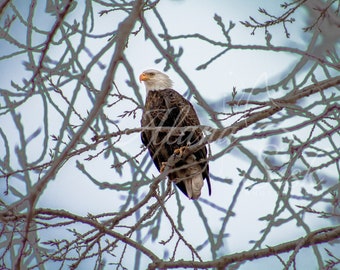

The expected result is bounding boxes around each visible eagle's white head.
[139,69,173,92]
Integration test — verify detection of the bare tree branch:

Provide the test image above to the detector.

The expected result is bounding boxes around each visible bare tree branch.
[148,225,340,269]
[0,1,339,269]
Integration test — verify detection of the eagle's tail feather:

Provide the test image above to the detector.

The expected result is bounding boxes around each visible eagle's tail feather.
[184,173,204,200]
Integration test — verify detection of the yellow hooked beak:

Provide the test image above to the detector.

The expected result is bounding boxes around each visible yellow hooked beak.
[139,73,149,82]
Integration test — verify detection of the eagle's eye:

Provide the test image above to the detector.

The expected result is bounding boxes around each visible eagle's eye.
[149,72,155,76]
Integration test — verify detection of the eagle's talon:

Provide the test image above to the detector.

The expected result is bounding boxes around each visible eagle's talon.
[160,162,167,173]
[174,146,189,157]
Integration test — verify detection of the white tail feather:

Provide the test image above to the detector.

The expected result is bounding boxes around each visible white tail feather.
[175,154,204,199]
[184,179,193,199]
[184,164,204,199]
[191,174,204,199]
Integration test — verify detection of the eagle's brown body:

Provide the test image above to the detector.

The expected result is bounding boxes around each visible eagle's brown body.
[141,85,211,199]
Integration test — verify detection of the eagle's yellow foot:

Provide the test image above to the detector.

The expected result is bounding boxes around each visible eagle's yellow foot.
[174,146,189,157]
[160,162,167,173]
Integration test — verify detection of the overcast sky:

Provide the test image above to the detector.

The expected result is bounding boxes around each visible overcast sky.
[0,1,338,269]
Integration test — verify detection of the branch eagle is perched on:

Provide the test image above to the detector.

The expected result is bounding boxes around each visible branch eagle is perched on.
[140,69,211,199]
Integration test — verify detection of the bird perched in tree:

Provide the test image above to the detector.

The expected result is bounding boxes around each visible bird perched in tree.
[139,69,211,199]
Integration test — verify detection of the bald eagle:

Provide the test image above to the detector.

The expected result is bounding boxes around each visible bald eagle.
[140,69,211,199]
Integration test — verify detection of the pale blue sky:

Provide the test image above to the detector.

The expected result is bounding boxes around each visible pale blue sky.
[0,1,338,269]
